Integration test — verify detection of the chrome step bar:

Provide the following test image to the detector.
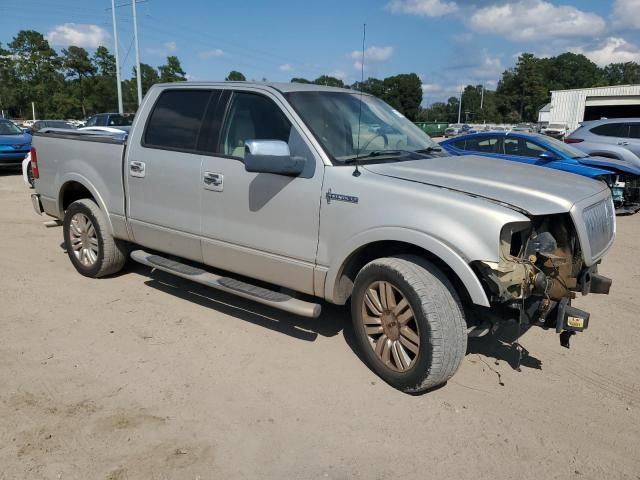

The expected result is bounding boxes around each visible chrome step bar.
[130,249,322,318]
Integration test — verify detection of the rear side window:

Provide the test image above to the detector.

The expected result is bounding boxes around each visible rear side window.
[627,123,640,139]
[591,123,628,137]
[144,90,213,151]
[464,136,499,153]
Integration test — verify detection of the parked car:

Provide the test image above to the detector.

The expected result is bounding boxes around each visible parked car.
[0,118,32,170]
[541,122,569,139]
[512,123,534,133]
[565,118,640,166]
[79,126,129,135]
[444,124,462,137]
[440,132,640,213]
[85,112,134,131]
[30,120,76,133]
[31,82,614,393]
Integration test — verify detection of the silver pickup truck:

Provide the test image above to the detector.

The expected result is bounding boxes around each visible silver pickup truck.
[31,82,615,393]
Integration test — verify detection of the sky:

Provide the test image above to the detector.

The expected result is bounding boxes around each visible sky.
[1,0,640,104]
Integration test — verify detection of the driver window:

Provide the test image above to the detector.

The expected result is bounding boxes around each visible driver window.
[222,92,292,159]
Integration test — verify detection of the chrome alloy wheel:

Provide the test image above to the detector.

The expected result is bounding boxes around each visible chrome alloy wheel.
[69,213,99,267]
[361,281,420,372]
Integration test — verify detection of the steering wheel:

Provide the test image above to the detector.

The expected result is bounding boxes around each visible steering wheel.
[359,133,389,152]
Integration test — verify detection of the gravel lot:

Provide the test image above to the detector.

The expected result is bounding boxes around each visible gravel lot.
[1,172,639,479]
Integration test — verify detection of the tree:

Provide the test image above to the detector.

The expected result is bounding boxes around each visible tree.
[8,30,63,118]
[158,56,186,82]
[313,75,344,87]
[381,73,423,121]
[62,46,95,117]
[93,46,115,76]
[604,62,640,85]
[225,70,246,81]
[352,77,385,98]
[545,52,604,91]
[290,77,312,84]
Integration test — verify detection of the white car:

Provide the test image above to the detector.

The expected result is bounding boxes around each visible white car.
[22,151,33,188]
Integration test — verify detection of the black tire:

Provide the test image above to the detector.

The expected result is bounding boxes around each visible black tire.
[351,255,467,393]
[63,198,128,278]
[26,162,34,188]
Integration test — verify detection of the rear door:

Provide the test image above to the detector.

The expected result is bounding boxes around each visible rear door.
[198,89,324,294]
[589,122,629,148]
[623,122,640,157]
[125,87,219,262]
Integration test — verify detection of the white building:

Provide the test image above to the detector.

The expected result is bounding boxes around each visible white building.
[538,103,551,124]
[540,84,640,133]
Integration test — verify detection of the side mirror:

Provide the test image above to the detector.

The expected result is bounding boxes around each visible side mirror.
[22,128,30,134]
[244,140,306,176]
[538,151,558,161]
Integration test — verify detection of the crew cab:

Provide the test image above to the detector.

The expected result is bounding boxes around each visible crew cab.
[30,82,615,393]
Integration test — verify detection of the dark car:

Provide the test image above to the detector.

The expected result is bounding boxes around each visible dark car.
[31,120,76,133]
[0,119,32,169]
[85,113,134,131]
[440,132,640,213]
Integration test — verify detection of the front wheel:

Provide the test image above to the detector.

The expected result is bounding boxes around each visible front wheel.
[63,199,128,278]
[351,255,467,393]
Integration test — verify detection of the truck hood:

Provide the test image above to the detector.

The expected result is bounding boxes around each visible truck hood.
[363,155,608,216]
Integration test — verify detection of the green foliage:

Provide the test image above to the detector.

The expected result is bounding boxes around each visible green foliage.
[353,74,423,121]
[225,70,246,81]
[0,30,189,119]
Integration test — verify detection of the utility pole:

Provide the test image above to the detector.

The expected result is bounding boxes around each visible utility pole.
[457,89,462,124]
[132,0,143,106]
[111,0,124,114]
[32,102,36,120]
[480,85,484,110]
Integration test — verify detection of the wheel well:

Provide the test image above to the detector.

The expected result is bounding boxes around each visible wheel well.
[333,240,473,306]
[60,181,96,212]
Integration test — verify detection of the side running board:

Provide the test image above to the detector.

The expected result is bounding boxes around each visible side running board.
[130,249,322,318]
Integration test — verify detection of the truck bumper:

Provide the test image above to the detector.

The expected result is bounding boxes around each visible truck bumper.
[31,193,44,215]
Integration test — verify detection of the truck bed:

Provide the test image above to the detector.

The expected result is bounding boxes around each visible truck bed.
[33,130,128,227]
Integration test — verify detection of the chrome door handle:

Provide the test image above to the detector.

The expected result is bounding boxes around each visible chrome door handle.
[130,161,146,178]
[618,141,629,146]
[203,172,223,191]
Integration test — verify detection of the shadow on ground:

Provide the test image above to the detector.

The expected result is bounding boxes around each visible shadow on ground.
[467,322,543,371]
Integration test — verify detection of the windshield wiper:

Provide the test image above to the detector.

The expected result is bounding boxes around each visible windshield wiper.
[414,146,442,153]
[344,148,440,164]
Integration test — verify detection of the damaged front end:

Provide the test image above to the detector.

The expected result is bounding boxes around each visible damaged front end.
[474,213,612,348]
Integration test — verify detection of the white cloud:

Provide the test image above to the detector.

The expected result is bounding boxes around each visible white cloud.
[146,41,177,56]
[613,0,640,30]
[46,23,109,48]
[574,37,640,66]
[330,69,348,81]
[198,49,225,59]
[468,0,605,41]
[279,63,292,72]
[349,45,393,70]
[388,0,459,17]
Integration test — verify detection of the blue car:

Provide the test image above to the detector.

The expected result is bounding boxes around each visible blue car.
[0,119,32,170]
[440,131,640,212]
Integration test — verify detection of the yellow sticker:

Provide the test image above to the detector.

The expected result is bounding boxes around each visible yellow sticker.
[567,316,584,328]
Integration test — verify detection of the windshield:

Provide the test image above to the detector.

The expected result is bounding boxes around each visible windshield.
[543,135,588,158]
[109,114,134,126]
[285,91,437,163]
[48,121,75,129]
[0,120,22,135]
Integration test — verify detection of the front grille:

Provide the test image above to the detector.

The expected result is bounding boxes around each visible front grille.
[583,199,615,259]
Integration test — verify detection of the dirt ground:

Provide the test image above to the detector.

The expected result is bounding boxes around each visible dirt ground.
[1,172,639,480]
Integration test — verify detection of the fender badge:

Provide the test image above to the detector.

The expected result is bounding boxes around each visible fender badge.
[326,189,358,204]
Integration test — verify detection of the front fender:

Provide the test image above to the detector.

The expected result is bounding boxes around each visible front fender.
[324,227,491,307]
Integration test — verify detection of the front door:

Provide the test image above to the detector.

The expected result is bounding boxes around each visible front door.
[199,90,324,294]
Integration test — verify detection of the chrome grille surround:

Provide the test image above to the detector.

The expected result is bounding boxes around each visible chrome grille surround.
[571,190,616,266]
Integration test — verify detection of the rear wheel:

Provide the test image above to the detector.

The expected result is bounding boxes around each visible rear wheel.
[351,255,467,393]
[63,199,128,278]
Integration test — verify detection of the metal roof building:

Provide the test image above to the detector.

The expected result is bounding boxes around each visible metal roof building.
[542,84,640,133]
